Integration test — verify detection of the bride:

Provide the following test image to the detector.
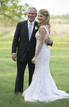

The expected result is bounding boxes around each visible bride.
[22,9,69,102]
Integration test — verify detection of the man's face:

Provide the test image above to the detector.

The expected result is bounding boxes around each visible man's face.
[27,8,37,22]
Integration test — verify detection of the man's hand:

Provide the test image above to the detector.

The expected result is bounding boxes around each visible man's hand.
[45,37,53,46]
[12,53,17,61]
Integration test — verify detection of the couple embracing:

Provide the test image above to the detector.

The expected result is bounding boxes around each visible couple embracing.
[12,7,69,102]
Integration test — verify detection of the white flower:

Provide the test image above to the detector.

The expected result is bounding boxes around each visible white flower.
[35,26,38,30]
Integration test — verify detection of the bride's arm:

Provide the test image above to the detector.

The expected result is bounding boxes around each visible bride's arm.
[32,27,46,63]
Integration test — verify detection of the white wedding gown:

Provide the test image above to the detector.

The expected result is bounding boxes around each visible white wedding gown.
[22,26,69,102]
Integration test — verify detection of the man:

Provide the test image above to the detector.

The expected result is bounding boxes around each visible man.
[12,7,53,94]
[12,7,38,94]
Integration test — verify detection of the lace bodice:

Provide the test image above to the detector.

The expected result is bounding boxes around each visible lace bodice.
[35,25,49,50]
[35,25,49,40]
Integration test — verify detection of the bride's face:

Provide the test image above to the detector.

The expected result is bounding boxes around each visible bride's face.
[37,13,46,24]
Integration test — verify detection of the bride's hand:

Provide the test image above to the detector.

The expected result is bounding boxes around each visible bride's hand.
[32,56,37,64]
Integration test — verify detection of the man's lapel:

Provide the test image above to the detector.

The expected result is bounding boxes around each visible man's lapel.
[31,21,38,39]
[25,20,29,40]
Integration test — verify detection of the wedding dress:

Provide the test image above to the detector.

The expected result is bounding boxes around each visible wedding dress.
[22,26,69,102]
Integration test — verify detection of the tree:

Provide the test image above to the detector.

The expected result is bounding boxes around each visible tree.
[0,0,29,23]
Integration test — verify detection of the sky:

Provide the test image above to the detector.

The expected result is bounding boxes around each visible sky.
[20,0,69,15]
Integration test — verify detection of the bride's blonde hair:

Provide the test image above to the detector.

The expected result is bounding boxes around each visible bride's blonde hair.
[38,9,50,32]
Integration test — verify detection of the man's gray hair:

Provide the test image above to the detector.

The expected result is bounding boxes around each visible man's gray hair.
[28,7,37,13]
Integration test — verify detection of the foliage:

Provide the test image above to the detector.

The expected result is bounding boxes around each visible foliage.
[0,0,29,23]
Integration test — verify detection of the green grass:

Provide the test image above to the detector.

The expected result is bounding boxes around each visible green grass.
[0,28,69,107]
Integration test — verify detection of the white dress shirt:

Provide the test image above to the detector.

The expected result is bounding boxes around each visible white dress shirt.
[28,20,35,40]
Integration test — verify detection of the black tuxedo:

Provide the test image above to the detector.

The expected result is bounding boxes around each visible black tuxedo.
[12,20,39,93]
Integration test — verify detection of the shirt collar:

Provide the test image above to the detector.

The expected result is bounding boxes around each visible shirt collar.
[28,20,35,26]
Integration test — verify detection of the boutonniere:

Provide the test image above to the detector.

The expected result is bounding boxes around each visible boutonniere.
[35,26,38,30]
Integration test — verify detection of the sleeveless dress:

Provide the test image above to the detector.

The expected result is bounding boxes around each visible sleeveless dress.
[22,26,69,102]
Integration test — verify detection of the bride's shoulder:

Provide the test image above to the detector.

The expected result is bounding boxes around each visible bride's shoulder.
[40,25,50,34]
[40,25,46,28]
[39,25,46,32]
[40,25,47,30]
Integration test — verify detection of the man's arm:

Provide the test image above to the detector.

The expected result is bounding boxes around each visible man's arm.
[12,23,20,61]
[12,23,20,53]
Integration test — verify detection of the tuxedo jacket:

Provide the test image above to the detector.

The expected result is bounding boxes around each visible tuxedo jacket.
[12,20,39,61]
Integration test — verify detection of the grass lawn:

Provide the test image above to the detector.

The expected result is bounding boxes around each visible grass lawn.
[0,34,69,107]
